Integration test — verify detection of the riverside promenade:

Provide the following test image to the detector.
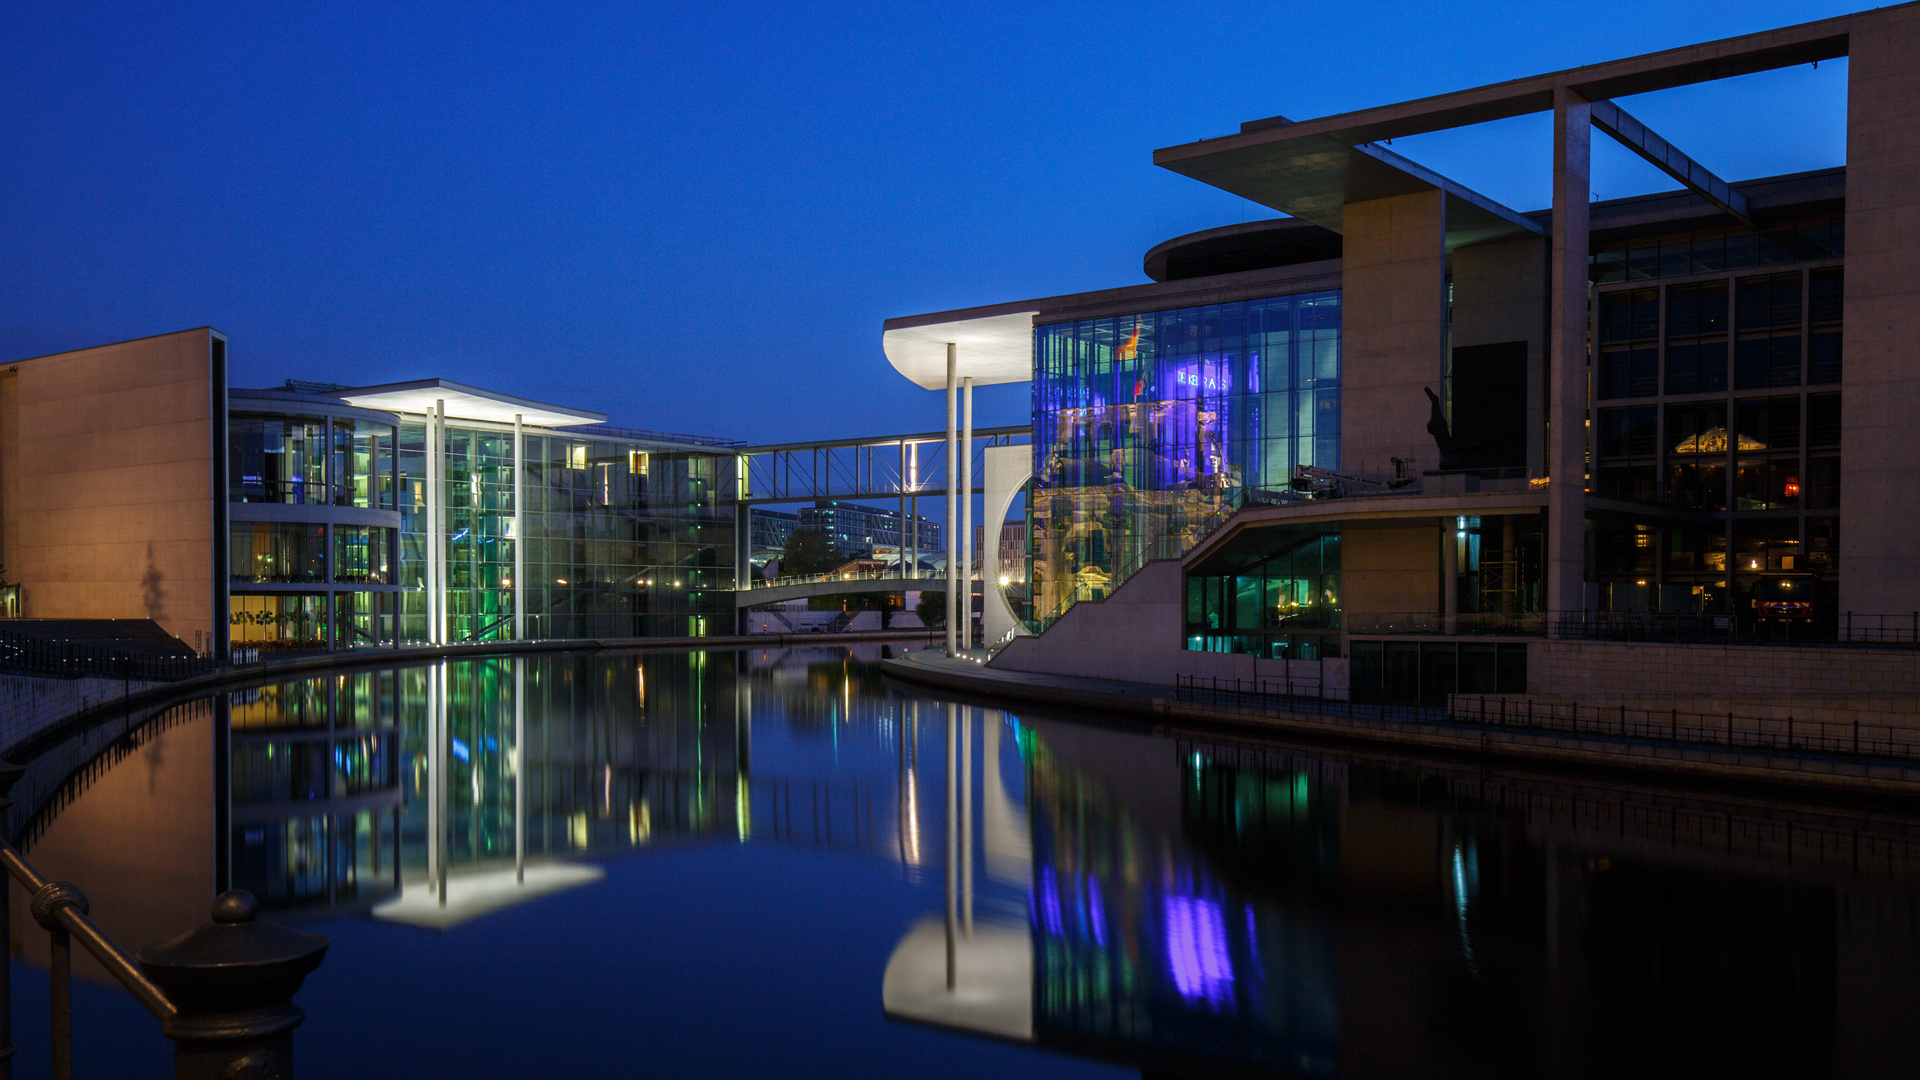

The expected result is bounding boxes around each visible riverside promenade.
[883,648,1920,799]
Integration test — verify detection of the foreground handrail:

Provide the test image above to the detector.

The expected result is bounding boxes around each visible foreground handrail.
[0,759,327,1079]
[0,844,177,1022]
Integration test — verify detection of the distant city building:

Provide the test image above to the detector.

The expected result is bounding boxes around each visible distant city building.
[797,500,940,558]
[749,508,799,558]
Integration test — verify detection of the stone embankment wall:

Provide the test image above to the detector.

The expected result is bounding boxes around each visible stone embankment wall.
[1,672,158,755]
[1522,640,1920,727]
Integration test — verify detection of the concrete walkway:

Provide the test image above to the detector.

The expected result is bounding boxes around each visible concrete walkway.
[882,649,1920,798]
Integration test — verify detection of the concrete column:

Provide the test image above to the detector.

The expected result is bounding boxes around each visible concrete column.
[513,413,525,641]
[1842,7,1920,618]
[961,377,974,650]
[1547,86,1592,624]
[897,438,908,580]
[945,345,958,657]
[1442,517,1459,635]
[1338,190,1448,478]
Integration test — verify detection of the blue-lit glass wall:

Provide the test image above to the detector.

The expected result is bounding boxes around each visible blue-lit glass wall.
[1031,291,1340,620]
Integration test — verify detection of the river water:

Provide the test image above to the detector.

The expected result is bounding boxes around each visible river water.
[10,645,1920,1078]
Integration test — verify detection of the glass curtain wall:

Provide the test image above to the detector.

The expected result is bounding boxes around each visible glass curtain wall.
[1590,223,1842,614]
[399,424,738,643]
[230,410,401,651]
[1032,291,1341,621]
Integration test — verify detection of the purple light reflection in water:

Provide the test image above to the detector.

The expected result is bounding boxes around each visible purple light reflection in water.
[1163,894,1236,1010]
[1088,875,1107,948]
[1038,868,1065,936]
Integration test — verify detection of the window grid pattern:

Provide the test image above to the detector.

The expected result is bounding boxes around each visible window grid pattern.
[1591,250,1842,612]
[1032,291,1340,621]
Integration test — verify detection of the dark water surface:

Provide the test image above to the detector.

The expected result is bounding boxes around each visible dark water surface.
[11,645,1920,1078]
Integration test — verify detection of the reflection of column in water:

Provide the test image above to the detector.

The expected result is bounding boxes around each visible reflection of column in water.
[736,679,752,843]
[962,706,973,936]
[945,701,958,990]
[429,661,448,905]
[515,659,525,885]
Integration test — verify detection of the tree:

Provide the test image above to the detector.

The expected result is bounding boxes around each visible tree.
[778,528,843,578]
[915,589,947,627]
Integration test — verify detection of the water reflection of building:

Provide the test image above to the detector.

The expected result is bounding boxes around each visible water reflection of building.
[892,716,1920,1078]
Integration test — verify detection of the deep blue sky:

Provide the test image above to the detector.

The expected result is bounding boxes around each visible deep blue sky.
[3,0,1856,444]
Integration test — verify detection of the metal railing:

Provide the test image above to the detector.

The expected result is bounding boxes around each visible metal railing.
[0,629,214,682]
[0,760,328,1079]
[1172,673,1920,768]
[748,567,960,591]
[0,837,175,1079]
[1345,609,1920,648]
[554,424,744,448]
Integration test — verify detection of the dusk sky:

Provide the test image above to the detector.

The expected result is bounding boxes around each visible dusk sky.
[3,0,1856,445]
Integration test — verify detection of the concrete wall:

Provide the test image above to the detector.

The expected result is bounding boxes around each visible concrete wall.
[1525,640,1920,725]
[0,329,224,652]
[1339,190,1446,479]
[1449,236,1546,476]
[1340,521,1440,619]
[990,558,1348,696]
[1842,7,1920,616]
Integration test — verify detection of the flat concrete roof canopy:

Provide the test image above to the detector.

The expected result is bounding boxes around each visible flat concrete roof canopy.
[337,378,606,427]
[1154,8,1862,225]
[882,311,1037,390]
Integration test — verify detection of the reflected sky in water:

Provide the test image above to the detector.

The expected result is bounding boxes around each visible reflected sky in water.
[13,644,1920,1078]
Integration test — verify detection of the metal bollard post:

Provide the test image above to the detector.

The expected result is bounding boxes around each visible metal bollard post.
[138,891,328,1080]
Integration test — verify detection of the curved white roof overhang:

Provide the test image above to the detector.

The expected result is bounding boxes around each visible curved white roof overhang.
[882,311,1037,390]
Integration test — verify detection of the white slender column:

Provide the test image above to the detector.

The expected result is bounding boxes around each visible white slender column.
[513,413,525,641]
[961,377,974,650]
[897,439,908,580]
[435,400,448,645]
[424,404,439,644]
[945,345,958,657]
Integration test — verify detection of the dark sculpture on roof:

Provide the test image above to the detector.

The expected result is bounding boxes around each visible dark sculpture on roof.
[1425,386,1487,471]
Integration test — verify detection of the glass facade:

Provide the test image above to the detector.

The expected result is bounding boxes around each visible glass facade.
[396,424,738,643]
[1591,233,1842,613]
[1184,523,1341,658]
[1032,291,1340,622]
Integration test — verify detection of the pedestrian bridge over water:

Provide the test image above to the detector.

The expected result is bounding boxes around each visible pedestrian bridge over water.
[734,568,979,608]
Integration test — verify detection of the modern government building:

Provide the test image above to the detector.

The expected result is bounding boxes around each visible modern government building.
[7,5,1920,708]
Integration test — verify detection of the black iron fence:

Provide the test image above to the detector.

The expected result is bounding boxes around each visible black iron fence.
[1173,673,1920,767]
[0,629,215,681]
[1342,610,1920,648]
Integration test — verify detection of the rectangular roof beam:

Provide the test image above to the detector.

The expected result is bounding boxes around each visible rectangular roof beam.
[1156,13,1855,167]
[1588,99,1751,224]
